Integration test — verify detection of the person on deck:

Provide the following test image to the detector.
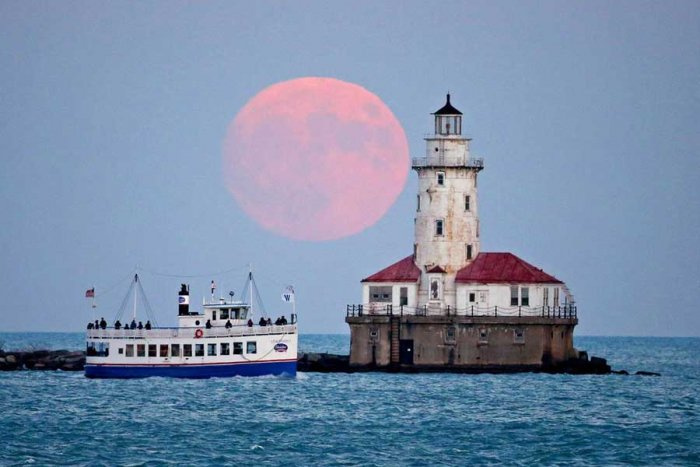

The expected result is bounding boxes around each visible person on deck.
[114,320,121,330]
[205,320,212,329]
[130,319,137,329]
[247,319,253,327]
[145,320,151,330]
[87,322,94,330]
[281,316,288,325]
[99,317,107,329]
[137,321,143,330]
[258,317,266,326]
[225,320,232,329]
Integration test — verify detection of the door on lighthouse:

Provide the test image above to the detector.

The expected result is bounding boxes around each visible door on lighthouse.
[476,290,489,313]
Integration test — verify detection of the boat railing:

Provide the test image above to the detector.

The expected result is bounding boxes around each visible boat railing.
[87,324,297,340]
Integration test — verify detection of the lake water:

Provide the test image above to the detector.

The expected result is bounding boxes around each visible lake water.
[0,334,698,465]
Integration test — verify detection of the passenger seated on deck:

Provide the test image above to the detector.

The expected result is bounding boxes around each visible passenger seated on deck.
[267,317,272,326]
[275,317,281,325]
[99,317,107,329]
[281,316,288,325]
[225,320,232,329]
[114,320,121,330]
[247,319,253,327]
[259,317,266,326]
[94,319,99,329]
[130,319,137,329]
[205,319,212,329]
[137,321,143,330]
[145,320,151,330]
[87,322,94,330]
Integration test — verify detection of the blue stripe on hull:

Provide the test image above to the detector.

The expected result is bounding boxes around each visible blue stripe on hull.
[85,361,296,379]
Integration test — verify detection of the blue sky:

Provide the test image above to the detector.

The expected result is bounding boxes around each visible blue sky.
[1,1,699,335]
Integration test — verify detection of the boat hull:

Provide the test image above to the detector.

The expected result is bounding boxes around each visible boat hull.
[85,359,296,379]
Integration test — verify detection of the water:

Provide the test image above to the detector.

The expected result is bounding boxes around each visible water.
[1,334,698,465]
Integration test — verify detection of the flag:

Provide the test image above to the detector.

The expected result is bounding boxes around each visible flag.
[85,288,95,298]
[281,286,295,303]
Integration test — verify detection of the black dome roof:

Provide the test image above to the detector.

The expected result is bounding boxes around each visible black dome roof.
[433,93,462,115]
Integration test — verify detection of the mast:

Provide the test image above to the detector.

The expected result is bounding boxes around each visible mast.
[249,264,253,318]
[132,274,138,320]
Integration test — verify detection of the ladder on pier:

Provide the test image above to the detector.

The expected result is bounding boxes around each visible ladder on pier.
[390,316,400,364]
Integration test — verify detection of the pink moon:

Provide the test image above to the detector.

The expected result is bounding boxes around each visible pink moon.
[222,77,409,241]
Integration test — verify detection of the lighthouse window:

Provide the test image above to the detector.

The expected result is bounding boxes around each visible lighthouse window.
[195,344,204,357]
[466,244,473,260]
[370,286,392,303]
[435,219,444,236]
[469,292,476,303]
[417,195,421,212]
[465,195,470,211]
[137,344,145,357]
[148,345,157,357]
[207,343,217,356]
[436,172,445,186]
[510,287,519,306]
[159,344,169,357]
[246,341,257,354]
[183,344,192,357]
[171,344,180,357]
[233,342,243,355]
[220,343,230,356]
[521,287,530,307]
[514,328,525,344]
[125,344,134,357]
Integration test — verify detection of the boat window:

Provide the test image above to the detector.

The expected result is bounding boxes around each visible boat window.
[220,308,229,320]
[159,344,169,357]
[171,344,180,357]
[195,344,204,357]
[220,343,230,355]
[233,342,243,355]
[212,310,217,320]
[247,341,257,354]
[118,348,123,355]
[148,345,157,357]
[137,344,145,357]
[125,344,134,357]
[183,344,192,357]
[207,343,217,356]
[86,342,97,357]
[86,342,109,357]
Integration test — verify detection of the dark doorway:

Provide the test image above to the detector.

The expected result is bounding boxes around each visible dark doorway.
[399,339,414,365]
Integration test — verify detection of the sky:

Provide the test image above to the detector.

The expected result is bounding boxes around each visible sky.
[1,1,699,336]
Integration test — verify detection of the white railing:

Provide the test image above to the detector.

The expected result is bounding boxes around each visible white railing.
[87,324,297,340]
[412,157,484,169]
[346,304,576,319]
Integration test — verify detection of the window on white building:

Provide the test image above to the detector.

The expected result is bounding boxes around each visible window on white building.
[521,287,530,307]
[553,287,560,306]
[465,195,470,211]
[469,292,476,303]
[513,328,525,344]
[369,286,392,303]
[436,172,445,186]
[429,278,441,300]
[435,219,444,236]
[466,244,473,260]
[543,287,549,307]
[417,195,421,212]
[510,286,518,306]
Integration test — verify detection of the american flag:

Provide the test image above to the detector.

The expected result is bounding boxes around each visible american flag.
[85,288,95,298]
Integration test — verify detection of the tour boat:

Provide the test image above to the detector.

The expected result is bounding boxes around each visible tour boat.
[84,272,298,378]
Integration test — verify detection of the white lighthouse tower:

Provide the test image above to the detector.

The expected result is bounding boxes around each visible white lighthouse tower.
[413,94,483,310]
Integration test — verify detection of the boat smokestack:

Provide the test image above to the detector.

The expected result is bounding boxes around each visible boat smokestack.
[178,284,190,316]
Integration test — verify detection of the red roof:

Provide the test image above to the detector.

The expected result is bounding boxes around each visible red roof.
[455,252,563,284]
[361,255,421,283]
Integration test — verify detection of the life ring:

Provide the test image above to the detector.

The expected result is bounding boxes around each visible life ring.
[194,328,203,338]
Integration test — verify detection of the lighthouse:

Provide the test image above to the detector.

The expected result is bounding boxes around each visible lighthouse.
[413,94,483,311]
[347,93,579,371]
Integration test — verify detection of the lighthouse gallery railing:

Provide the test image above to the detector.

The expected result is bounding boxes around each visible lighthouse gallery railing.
[346,304,577,319]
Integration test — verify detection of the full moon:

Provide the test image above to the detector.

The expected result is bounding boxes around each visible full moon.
[222,77,409,241]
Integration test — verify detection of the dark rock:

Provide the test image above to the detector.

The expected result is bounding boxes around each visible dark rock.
[612,370,629,375]
[635,370,661,376]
